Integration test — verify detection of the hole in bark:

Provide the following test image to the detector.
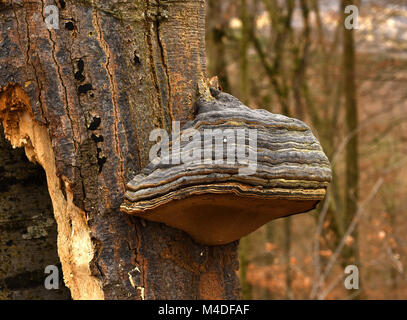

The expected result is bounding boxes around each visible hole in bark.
[77,59,84,72]
[97,156,106,174]
[74,59,85,82]
[58,0,66,10]
[133,51,141,65]
[91,133,106,173]
[91,134,104,144]
[78,83,92,95]
[95,145,106,173]
[0,85,104,299]
[0,123,71,299]
[64,22,74,31]
[74,71,85,82]
[87,117,101,131]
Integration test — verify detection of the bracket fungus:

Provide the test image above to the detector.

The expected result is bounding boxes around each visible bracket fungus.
[121,89,332,245]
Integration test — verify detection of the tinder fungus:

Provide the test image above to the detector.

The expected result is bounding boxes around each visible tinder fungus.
[121,89,332,245]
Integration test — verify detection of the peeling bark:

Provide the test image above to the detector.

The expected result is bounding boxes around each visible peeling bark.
[0,84,103,299]
[0,0,240,299]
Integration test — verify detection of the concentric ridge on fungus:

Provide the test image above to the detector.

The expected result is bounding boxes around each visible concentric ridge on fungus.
[121,89,332,245]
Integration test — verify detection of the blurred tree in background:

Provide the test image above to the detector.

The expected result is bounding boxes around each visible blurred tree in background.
[206,0,407,299]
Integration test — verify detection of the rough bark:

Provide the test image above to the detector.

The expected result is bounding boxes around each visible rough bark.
[0,0,240,299]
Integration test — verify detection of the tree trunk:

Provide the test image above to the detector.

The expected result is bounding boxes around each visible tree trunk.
[0,0,240,300]
[342,0,360,297]
[238,235,252,300]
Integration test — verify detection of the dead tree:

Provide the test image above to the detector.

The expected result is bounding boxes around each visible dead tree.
[0,0,330,299]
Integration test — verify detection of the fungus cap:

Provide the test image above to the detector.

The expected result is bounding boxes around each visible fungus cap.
[121,89,332,245]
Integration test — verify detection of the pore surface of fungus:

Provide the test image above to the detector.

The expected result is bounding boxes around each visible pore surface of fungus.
[121,89,332,245]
